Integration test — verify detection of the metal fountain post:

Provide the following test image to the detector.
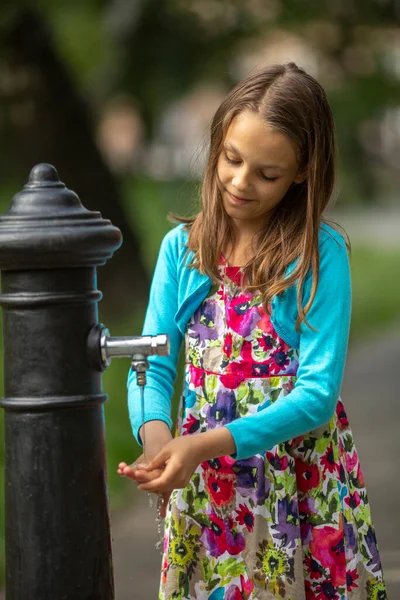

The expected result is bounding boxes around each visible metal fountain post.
[0,164,169,600]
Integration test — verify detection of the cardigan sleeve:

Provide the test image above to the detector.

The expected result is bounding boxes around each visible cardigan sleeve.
[225,230,352,460]
[127,229,183,444]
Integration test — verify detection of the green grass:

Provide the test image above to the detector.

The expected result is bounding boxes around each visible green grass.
[0,178,400,587]
[349,246,400,341]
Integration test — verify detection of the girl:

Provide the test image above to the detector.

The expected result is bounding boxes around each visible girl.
[118,63,387,599]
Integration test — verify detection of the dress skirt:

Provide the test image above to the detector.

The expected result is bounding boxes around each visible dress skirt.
[159,264,387,600]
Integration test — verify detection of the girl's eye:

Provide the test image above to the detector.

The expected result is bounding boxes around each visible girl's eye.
[224,153,278,182]
[225,154,241,166]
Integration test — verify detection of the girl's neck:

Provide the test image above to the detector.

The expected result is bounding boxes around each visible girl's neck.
[224,232,257,267]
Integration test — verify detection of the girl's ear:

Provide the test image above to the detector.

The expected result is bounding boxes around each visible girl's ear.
[294,169,307,184]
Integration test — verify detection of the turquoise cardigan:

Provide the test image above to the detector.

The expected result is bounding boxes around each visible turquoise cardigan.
[127,223,351,460]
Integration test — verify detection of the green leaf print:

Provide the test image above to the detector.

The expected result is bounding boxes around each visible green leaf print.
[192,472,201,491]
[206,579,220,592]
[269,377,281,389]
[209,339,221,348]
[189,346,202,368]
[182,486,194,508]
[206,374,218,393]
[198,393,212,411]
[343,433,355,453]
[360,542,370,561]
[276,471,296,495]
[193,493,209,514]
[201,557,212,581]
[269,388,282,403]
[299,437,318,457]
[237,402,249,417]
[237,384,248,403]
[315,434,331,454]
[249,295,262,308]
[254,349,268,361]
[326,496,339,521]
[355,504,372,524]
[329,478,338,494]
[195,511,211,528]
[216,558,237,577]
[217,558,246,585]
[248,388,263,405]
[178,571,190,598]
[200,314,214,327]
[308,513,325,526]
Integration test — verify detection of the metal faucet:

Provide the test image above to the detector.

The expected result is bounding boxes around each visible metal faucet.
[87,323,170,386]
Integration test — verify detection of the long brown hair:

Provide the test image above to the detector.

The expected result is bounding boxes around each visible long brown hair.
[173,62,343,330]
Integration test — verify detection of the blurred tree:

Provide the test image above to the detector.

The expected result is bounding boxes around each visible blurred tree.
[0,6,149,318]
[0,0,399,317]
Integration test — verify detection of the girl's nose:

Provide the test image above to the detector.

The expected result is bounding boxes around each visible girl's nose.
[232,168,250,192]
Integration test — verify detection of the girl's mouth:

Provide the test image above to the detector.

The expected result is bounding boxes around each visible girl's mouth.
[229,192,254,205]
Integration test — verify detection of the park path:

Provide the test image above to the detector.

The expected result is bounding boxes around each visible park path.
[111,324,400,599]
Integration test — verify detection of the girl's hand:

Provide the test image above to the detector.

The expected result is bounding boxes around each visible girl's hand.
[117,454,163,483]
[137,436,204,496]
[137,428,236,496]
[117,420,173,516]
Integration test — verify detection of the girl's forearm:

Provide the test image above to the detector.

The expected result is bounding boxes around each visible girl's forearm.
[139,420,173,448]
[194,427,237,463]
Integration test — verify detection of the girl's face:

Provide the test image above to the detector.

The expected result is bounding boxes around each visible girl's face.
[217,110,305,232]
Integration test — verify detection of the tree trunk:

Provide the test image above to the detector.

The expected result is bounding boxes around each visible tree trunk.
[0,8,149,321]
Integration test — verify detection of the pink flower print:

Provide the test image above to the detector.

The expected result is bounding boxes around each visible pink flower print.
[267,451,289,471]
[225,348,253,378]
[299,496,317,516]
[356,462,365,487]
[182,413,200,435]
[257,334,274,352]
[200,512,245,558]
[346,568,359,591]
[225,266,244,286]
[257,311,275,336]
[296,458,321,493]
[224,332,233,358]
[240,574,254,598]
[204,469,236,508]
[206,455,236,471]
[225,575,254,600]
[345,491,361,509]
[315,579,341,600]
[224,585,242,600]
[305,554,325,580]
[226,296,261,337]
[269,348,290,374]
[189,364,204,388]
[320,443,338,475]
[309,525,346,587]
[345,451,358,473]
[336,399,349,429]
[219,373,244,389]
[235,503,254,532]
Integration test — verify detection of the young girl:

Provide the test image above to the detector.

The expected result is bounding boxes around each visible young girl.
[118,63,387,599]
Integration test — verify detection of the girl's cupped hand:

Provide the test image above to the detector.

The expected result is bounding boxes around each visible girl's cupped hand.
[136,436,204,497]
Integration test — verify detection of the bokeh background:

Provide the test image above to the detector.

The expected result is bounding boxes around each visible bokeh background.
[0,0,399,595]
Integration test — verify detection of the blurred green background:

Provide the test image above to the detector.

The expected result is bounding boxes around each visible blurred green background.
[0,0,399,586]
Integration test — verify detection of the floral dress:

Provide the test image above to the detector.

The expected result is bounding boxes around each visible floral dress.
[159,262,387,600]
